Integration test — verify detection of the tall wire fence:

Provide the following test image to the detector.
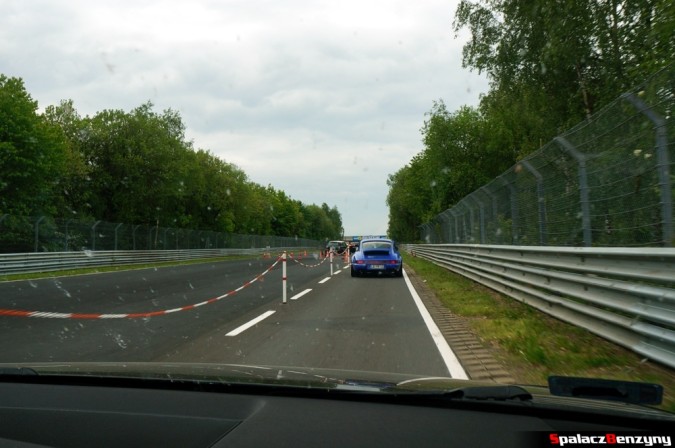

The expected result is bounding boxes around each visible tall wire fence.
[0,215,322,253]
[421,65,674,247]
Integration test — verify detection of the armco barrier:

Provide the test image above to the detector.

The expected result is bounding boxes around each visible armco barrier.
[403,244,675,370]
[0,248,314,276]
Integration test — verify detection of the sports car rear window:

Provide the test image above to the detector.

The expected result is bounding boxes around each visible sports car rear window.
[361,242,391,250]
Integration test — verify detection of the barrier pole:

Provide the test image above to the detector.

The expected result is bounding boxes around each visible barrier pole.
[330,250,334,276]
[282,251,287,304]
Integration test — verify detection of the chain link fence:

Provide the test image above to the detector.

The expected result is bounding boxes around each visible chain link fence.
[0,214,322,253]
[421,65,674,247]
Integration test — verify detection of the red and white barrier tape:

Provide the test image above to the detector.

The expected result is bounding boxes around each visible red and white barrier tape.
[288,252,328,268]
[0,257,282,319]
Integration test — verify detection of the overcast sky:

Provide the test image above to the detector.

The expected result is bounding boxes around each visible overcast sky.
[2,0,488,236]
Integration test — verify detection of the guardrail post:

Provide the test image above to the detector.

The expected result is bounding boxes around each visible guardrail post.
[622,93,672,247]
[521,160,547,245]
[554,136,592,247]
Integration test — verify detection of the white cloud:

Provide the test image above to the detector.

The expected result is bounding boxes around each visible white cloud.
[1,0,489,237]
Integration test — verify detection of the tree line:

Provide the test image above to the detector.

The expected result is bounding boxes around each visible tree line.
[0,75,343,242]
[387,0,673,242]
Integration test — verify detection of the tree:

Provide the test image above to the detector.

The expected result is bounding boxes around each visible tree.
[387,101,516,241]
[453,0,673,123]
[0,75,67,216]
[3,81,343,243]
[42,100,93,217]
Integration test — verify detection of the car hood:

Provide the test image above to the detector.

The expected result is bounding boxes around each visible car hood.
[1,362,673,422]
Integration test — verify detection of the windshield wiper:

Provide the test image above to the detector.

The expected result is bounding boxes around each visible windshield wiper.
[442,385,533,401]
[548,376,663,405]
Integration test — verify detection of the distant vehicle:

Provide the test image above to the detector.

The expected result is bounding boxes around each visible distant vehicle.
[350,237,402,277]
[325,240,348,255]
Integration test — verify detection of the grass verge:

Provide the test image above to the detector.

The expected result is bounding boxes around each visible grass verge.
[404,254,675,412]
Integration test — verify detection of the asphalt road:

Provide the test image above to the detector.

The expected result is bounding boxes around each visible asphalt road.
[0,254,456,377]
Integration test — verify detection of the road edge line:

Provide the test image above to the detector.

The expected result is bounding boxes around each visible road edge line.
[402,269,468,380]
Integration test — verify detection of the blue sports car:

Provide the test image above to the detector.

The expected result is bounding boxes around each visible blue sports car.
[350,238,403,277]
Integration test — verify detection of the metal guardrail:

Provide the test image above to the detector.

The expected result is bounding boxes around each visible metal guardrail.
[0,248,307,276]
[403,244,675,370]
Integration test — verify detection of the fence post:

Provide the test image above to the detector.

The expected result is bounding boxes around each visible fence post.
[421,223,431,243]
[282,251,287,304]
[554,137,592,247]
[64,219,73,251]
[499,176,519,244]
[458,202,469,243]
[622,93,672,247]
[441,210,453,243]
[329,249,334,276]
[456,201,470,243]
[133,225,141,250]
[468,195,486,244]
[480,186,498,243]
[91,220,101,251]
[449,209,460,243]
[34,216,45,252]
[114,223,123,251]
[521,160,547,245]
[438,213,446,244]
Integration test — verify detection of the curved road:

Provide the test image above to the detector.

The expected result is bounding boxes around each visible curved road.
[0,254,463,378]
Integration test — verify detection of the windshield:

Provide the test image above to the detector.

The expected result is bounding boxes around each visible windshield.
[1,0,673,414]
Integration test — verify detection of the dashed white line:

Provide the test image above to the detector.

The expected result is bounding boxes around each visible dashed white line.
[290,289,313,300]
[318,277,331,284]
[226,310,276,337]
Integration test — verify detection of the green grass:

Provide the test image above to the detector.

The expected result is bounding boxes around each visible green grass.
[403,253,675,412]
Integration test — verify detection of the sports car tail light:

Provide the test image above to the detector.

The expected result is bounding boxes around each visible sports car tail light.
[355,260,365,264]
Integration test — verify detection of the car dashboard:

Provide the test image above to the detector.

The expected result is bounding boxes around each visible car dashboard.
[1,375,672,448]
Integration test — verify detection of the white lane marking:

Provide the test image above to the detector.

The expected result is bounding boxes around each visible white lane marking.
[402,269,468,380]
[290,289,313,301]
[318,277,331,284]
[226,310,276,337]
[333,269,342,275]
